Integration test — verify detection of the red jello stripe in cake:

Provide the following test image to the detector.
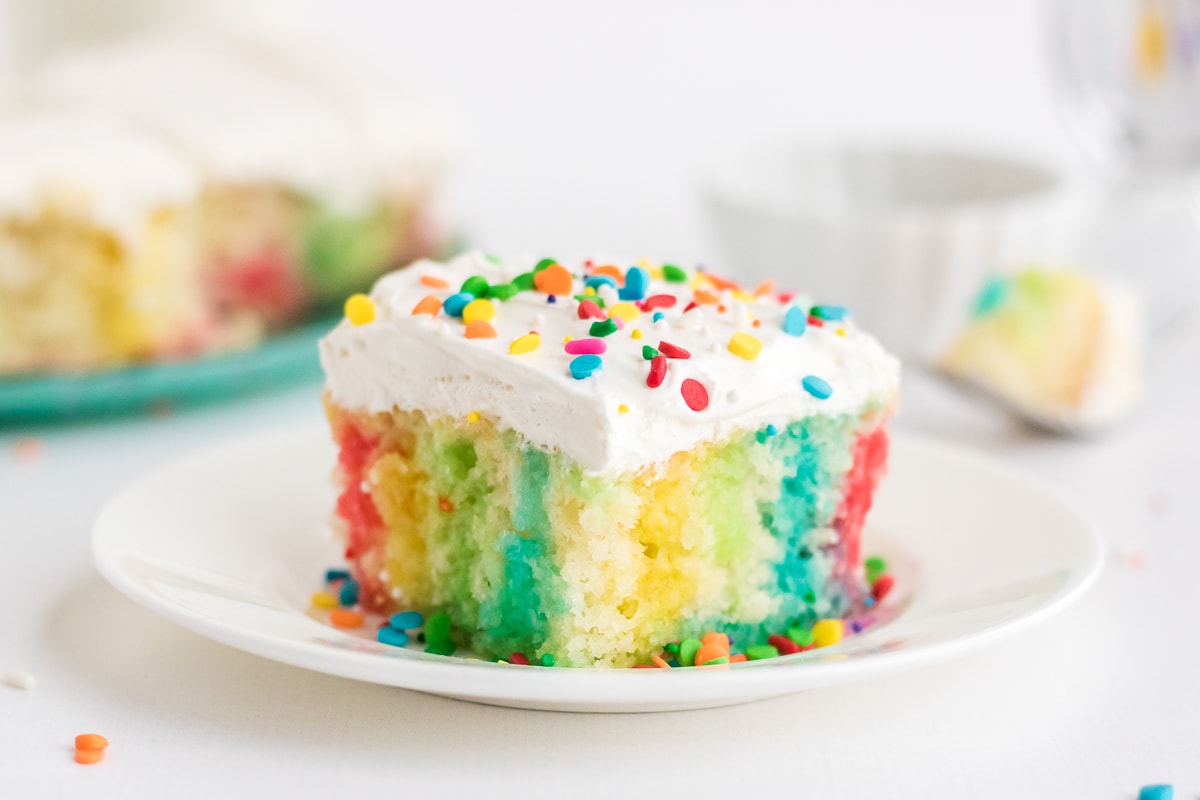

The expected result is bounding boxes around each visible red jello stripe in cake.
[332,423,388,608]
[833,425,890,573]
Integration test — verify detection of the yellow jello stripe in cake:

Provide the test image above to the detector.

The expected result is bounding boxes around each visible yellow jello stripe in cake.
[332,399,888,667]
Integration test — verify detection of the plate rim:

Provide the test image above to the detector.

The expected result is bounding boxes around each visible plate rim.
[91,426,1106,710]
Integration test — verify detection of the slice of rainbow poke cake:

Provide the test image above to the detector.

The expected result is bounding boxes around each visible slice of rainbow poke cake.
[319,252,900,667]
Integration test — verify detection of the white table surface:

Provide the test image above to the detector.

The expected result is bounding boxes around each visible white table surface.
[2,363,1198,799]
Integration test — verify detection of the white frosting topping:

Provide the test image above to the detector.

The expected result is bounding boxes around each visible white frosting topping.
[321,252,900,474]
[0,104,199,238]
[34,35,449,209]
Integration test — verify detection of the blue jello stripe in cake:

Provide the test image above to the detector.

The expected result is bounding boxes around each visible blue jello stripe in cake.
[761,416,860,627]
[478,446,555,651]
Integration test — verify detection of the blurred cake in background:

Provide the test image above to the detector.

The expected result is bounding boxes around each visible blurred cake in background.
[0,33,451,375]
[0,105,207,373]
[940,268,1144,431]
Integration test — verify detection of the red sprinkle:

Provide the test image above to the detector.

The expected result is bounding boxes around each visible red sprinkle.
[508,652,530,665]
[681,379,709,411]
[808,315,824,327]
[577,299,606,320]
[768,634,802,655]
[683,301,699,313]
[644,294,677,309]
[438,496,454,513]
[658,341,691,359]
[778,291,796,303]
[647,355,667,388]
[872,574,895,602]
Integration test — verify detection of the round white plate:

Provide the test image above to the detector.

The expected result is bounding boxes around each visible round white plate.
[92,427,1103,713]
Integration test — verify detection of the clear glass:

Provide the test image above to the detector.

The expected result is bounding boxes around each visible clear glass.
[1047,0,1200,178]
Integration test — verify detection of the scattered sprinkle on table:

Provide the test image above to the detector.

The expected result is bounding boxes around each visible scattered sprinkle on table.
[1139,786,1173,800]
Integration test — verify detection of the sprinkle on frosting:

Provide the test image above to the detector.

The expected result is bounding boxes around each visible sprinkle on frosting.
[681,378,709,411]
[803,375,833,399]
[321,251,899,473]
[411,295,441,316]
[509,333,540,354]
[344,293,375,326]
[727,331,762,361]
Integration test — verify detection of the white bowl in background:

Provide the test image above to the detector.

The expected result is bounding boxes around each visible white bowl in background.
[700,145,1074,362]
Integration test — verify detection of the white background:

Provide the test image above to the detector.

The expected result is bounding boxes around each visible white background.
[2,2,1198,798]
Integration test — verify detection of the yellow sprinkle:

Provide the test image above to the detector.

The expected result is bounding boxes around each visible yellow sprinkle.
[637,257,654,271]
[650,267,664,279]
[467,411,480,423]
[727,331,763,360]
[732,289,753,302]
[812,619,844,648]
[584,286,597,296]
[608,302,640,323]
[563,336,572,344]
[462,298,496,324]
[631,328,643,340]
[618,403,629,414]
[510,333,541,355]
[836,327,847,337]
[344,293,375,326]
[311,591,338,610]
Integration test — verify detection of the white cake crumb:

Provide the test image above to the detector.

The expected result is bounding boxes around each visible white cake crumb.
[3,669,36,690]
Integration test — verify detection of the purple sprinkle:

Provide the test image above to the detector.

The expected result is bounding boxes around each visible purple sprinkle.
[547,295,557,304]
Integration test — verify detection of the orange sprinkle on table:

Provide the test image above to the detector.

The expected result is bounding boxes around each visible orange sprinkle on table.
[329,609,365,629]
[75,734,108,751]
[693,289,719,305]
[74,749,105,765]
[420,275,450,289]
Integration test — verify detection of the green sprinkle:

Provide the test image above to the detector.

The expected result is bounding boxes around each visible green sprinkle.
[513,272,536,291]
[488,282,519,301]
[460,275,489,296]
[803,590,816,604]
[662,264,687,282]
[539,653,556,667]
[745,645,779,660]
[865,556,887,585]
[641,345,659,360]
[484,253,502,264]
[787,627,814,647]
[424,612,451,645]
[663,642,680,654]
[425,640,456,656]
[702,656,729,665]
[589,319,618,337]
[678,638,702,667]
[534,258,557,272]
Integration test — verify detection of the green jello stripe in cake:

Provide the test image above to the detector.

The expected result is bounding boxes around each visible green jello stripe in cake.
[417,432,491,628]
[476,445,557,655]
